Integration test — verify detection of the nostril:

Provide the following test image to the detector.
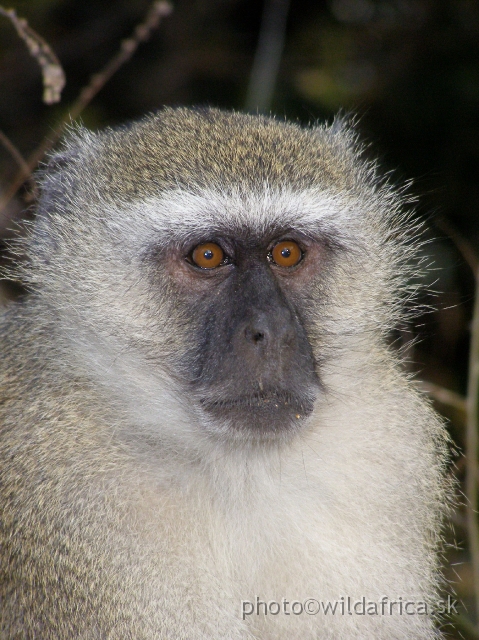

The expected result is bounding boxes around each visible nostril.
[244,327,266,344]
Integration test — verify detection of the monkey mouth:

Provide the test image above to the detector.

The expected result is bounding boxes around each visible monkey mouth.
[200,390,308,411]
[198,388,316,433]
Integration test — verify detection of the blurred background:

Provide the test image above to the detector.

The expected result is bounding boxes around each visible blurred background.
[0,0,478,637]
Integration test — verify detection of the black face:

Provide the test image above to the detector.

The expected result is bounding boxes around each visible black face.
[164,231,322,438]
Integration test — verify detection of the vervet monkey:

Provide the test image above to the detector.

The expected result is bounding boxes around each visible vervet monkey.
[0,108,450,639]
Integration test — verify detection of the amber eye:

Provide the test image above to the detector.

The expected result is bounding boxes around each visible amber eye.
[271,240,303,268]
[191,242,224,269]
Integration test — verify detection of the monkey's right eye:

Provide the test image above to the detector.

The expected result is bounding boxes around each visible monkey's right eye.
[191,243,225,269]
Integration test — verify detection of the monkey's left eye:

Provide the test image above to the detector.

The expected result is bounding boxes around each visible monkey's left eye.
[269,240,303,268]
[191,242,225,269]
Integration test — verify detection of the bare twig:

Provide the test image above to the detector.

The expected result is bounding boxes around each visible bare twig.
[0,130,37,202]
[0,130,31,179]
[0,6,65,105]
[416,380,466,413]
[65,0,172,126]
[245,0,291,113]
[436,215,479,275]
[435,216,479,627]
[0,0,172,215]
[466,272,479,628]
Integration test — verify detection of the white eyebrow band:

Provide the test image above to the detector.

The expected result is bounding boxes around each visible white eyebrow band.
[110,185,370,253]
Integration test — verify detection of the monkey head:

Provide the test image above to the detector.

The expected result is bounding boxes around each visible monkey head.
[28,108,414,446]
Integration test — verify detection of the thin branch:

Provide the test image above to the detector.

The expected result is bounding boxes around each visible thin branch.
[66,0,172,126]
[245,0,291,113]
[435,215,479,275]
[466,271,479,628]
[436,216,479,627]
[0,0,172,215]
[0,6,65,105]
[0,130,37,202]
[0,130,31,178]
[416,380,466,413]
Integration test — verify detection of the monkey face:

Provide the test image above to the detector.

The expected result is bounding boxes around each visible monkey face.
[30,108,409,447]
[166,231,321,438]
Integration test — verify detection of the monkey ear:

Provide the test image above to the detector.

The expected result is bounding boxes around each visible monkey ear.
[32,125,99,260]
[31,145,83,256]
[38,144,81,202]
[44,148,80,173]
[311,112,359,143]
[38,124,95,206]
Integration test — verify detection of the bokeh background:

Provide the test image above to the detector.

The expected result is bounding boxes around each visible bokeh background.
[0,0,478,637]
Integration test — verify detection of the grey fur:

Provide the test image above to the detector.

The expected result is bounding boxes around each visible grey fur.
[0,108,451,639]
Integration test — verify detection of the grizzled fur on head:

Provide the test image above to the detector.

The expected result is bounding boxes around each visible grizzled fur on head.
[42,107,376,198]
